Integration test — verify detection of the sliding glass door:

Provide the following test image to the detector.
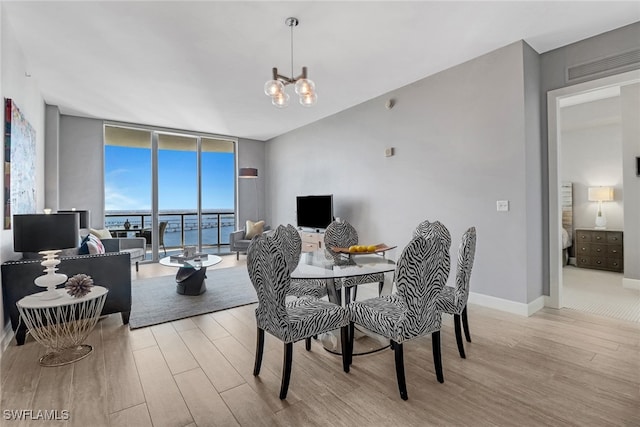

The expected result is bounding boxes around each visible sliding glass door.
[104,125,236,262]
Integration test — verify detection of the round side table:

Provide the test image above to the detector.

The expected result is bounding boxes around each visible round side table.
[16,286,108,367]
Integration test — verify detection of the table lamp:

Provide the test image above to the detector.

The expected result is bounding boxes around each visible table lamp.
[58,209,90,238]
[13,213,80,299]
[587,186,614,229]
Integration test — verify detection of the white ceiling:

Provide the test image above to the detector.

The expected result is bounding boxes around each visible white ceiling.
[3,1,639,141]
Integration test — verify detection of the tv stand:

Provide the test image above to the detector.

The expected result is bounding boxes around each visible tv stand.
[299,230,325,253]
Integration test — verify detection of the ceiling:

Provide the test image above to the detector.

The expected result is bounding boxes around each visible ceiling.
[3,1,639,141]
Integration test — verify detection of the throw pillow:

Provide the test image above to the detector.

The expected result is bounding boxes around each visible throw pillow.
[245,220,265,240]
[80,234,105,255]
[90,228,113,240]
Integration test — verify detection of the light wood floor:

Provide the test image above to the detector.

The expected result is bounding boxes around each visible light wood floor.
[1,257,639,426]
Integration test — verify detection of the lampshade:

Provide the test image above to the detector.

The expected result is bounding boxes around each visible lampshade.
[13,213,80,252]
[588,187,614,202]
[239,168,258,178]
[58,209,91,228]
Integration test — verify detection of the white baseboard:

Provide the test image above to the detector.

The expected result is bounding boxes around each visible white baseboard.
[468,292,545,317]
[622,278,640,290]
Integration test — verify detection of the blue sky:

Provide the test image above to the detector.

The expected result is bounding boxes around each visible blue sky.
[105,146,234,211]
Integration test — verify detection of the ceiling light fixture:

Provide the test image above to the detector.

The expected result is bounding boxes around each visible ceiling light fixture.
[264,17,317,108]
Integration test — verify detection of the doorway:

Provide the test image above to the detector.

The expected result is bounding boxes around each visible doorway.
[547,69,640,313]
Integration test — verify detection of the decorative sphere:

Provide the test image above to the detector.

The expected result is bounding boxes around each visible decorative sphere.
[295,78,315,96]
[264,80,284,97]
[272,91,290,108]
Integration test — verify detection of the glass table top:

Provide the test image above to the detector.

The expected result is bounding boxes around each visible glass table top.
[290,250,396,280]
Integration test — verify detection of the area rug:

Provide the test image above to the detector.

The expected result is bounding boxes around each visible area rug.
[129,266,257,329]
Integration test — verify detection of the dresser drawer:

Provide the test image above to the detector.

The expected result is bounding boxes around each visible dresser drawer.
[576,230,592,242]
[607,245,623,258]
[576,244,590,255]
[591,231,607,243]
[590,257,607,269]
[300,232,324,253]
[590,243,607,256]
[576,255,591,267]
[607,258,623,271]
[607,232,623,244]
[301,241,320,252]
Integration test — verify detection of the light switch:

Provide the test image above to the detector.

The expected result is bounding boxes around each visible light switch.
[385,147,394,157]
[496,200,509,212]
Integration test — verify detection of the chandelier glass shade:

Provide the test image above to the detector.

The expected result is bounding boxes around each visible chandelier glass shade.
[264,17,317,108]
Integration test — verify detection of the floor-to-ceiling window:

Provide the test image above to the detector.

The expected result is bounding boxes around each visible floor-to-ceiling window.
[104,125,236,261]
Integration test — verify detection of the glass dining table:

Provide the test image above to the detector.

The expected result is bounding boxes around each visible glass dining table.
[290,249,397,355]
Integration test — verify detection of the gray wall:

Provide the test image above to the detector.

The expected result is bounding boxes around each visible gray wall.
[237,137,266,228]
[523,42,543,303]
[0,9,46,343]
[621,83,640,280]
[267,41,538,304]
[58,115,106,227]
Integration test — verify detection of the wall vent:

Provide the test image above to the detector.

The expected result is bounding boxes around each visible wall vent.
[567,48,640,83]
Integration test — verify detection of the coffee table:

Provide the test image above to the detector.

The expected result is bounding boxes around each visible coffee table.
[159,255,222,295]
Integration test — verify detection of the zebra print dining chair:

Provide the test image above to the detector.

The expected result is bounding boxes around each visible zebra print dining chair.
[247,226,350,399]
[348,221,451,400]
[279,224,329,300]
[436,227,477,358]
[324,220,385,303]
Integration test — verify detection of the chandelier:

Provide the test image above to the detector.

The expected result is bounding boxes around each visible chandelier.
[264,17,317,108]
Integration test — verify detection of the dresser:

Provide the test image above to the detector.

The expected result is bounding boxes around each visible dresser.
[299,230,324,253]
[575,228,623,272]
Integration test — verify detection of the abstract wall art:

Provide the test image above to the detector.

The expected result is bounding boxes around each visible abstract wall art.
[4,98,36,229]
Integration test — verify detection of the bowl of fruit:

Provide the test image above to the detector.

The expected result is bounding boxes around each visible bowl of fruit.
[331,244,396,255]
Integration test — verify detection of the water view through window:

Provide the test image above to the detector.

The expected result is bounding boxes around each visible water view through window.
[104,126,235,255]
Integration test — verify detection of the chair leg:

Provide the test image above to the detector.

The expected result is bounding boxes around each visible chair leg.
[162,244,167,256]
[392,340,408,400]
[344,287,351,305]
[454,314,466,359]
[432,331,444,383]
[351,286,358,301]
[279,342,293,400]
[348,322,355,366]
[253,328,265,376]
[236,252,240,260]
[135,261,139,272]
[305,337,311,351]
[378,281,384,296]
[462,305,471,342]
[340,326,350,373]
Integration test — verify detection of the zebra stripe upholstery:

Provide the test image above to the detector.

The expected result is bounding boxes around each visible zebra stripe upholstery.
[324,220,385,300]
[279,224,329,299]
[247,226,350,399]
[348,221,451,400]
[437,227,477,358]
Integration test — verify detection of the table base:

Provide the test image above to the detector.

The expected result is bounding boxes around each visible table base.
[320,326,390,356]
[175,267,207,295]
[39,344,93,367]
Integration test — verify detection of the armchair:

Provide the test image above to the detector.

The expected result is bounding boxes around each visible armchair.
[102,237,146,271]
[230,223,271,259]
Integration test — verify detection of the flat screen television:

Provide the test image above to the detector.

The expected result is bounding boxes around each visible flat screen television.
[296,195,333,230]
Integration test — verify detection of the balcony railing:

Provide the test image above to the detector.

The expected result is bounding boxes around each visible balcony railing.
[104,210,235,253]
